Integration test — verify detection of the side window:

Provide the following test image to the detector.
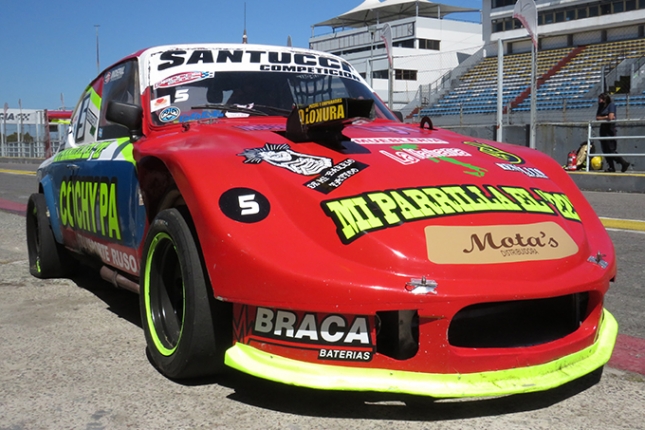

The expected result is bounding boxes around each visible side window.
[73,93,91,143]
[69,79,102,147]
[98,60,140,140]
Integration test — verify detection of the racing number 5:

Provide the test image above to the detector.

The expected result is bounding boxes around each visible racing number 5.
[218,188,270,223]
[174,89,189,103]
[239,194,259,216]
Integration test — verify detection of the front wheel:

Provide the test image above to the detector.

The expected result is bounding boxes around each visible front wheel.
[139,208,230,379]
[26,193,75,278]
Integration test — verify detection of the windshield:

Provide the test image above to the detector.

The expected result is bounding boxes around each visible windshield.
[149,70,396,126]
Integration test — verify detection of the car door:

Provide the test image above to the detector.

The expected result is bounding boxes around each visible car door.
[43,77,103,254]
[54,60,146,277]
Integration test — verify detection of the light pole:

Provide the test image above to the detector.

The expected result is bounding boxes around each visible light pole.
[95,25,100,74]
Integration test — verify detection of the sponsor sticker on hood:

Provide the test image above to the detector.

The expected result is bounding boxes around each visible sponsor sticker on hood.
[424,221,579,264]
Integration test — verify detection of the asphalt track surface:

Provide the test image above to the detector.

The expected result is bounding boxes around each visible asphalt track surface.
[1,163,644,429]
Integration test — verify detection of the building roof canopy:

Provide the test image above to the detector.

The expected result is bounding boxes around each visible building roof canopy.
[313,0,478,29]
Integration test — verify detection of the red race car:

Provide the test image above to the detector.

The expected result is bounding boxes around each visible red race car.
[27,43,617,398]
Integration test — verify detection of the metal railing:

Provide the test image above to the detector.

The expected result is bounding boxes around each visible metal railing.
[0,140,65,159]
[585,118,645,171]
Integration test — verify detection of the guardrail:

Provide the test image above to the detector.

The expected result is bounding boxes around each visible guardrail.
[585,118,645,172]
[0,140,63,159]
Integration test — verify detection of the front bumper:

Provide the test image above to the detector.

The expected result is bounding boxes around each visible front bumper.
[224,309,618,398]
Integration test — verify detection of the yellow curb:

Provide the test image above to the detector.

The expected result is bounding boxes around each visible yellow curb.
[0,168,37,176]
[568,171,645,177]
[600,217,645,232]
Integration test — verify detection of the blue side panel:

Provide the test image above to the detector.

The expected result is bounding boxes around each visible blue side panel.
[40,174,64,244]
[64,160,144,249]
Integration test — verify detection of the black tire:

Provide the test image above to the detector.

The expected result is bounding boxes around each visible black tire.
[139,208,230,380]
[26,193,75,279]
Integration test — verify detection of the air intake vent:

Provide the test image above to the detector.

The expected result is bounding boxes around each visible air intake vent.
[376,310,419,360]
[448,293,589,348]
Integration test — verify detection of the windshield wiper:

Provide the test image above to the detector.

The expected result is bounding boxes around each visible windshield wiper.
[250,104,292,116]
[190,103,268,116]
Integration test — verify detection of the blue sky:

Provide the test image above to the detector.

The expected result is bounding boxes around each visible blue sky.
[0,0,480,111]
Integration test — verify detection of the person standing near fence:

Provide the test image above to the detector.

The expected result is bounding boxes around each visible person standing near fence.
[596,93,630,172]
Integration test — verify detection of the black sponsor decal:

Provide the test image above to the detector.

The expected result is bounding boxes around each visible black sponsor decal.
[318,349,372,362]
[238,144,366,193]
[238,143,333,175]
[253,307,373,347]
[304,158,368,194]
[219,188,270,223]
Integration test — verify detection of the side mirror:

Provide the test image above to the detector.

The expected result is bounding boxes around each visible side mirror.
[393,111,404,122]
[106,101,143,140]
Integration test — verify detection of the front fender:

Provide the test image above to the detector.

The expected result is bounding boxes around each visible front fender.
[39,174,65,244]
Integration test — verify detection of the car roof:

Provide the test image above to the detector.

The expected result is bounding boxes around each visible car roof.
[111,43,359,95]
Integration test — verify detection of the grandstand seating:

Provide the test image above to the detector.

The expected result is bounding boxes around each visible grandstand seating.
[420,38,645,117]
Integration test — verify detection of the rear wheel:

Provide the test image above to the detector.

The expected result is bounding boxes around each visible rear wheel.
[140,208,230,379]
[26,193,75,278]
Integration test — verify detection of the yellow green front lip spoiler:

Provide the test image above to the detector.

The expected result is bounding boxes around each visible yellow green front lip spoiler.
[225,309,618,398]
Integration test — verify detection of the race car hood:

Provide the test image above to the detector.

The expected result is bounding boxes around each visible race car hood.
[135,117,615,310]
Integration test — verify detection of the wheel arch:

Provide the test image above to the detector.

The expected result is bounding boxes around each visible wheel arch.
[37,174,65,244]
[137,155,218,296]
[138,156,182,222]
